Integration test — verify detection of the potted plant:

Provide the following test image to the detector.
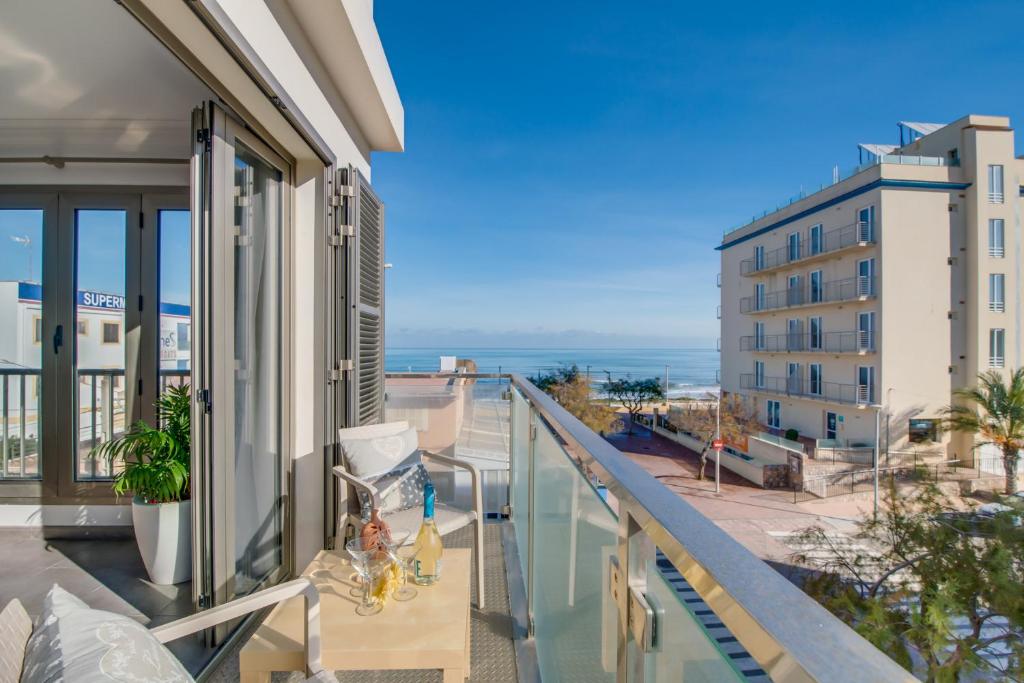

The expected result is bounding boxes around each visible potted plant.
[92,384,192,585]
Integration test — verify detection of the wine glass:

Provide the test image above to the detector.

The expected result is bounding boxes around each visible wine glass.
[345,536,384,616]
[380,530,417,601]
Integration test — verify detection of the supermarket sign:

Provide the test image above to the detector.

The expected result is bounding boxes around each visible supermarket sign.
[17,282,189,316]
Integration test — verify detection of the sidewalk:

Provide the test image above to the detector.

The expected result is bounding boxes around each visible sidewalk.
[606,421,867,581]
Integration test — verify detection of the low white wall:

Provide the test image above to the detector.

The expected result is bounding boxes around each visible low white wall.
[650,424,765,487]
[0,504,131,527]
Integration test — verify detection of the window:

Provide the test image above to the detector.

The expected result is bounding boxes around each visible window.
[788,232,800,262]
[909,419,938,444]
[857,366,875,404]
[755,283,765,311]
[754,360,765,388]
[754,321,765,350]
[989,274,1005,312]
[809,270,823,303]
[989,219,1005,257]
[786,318,802,351]
[809,363,822,395]
[857,258,875,296]
[809,224,823,255]
[787,274,802,306]
[988,164,1004,203]
[787,362,802,394]
[857,206,875,242]
[176,322,189,351]
[809,316,822,350]
[766,399,781,429]
[990,328,1005,368]
[102,321,120,345]
[754,245,765,271]
[947,148,959,166]
[77,320,88,336]
[33,316,42,345]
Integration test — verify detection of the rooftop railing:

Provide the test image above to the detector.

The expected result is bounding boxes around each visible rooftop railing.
[725,154,950,236]
[740,221,874,276]
[740,330,875,354]
[740,372,875,405]
[740,275,875,314]
[385,372,910,681]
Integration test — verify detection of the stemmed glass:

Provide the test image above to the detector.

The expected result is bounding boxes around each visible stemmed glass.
[345,536,384,616]
[380,530,417,601]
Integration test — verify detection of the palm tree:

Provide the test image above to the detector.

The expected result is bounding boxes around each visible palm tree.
[941,369,1024,495]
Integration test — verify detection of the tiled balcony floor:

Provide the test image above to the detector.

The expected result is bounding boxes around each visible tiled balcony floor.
[210,522,518,682]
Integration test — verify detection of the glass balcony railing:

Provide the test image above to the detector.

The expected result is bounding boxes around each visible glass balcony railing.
[740,221,875,276]
[740,330,876,353]
[385,372,908,681]
[740,276,876,314]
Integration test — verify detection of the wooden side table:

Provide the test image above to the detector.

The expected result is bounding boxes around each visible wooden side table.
[240,548,471,683]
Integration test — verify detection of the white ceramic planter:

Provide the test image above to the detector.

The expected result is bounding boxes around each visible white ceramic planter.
[131,497,192,585]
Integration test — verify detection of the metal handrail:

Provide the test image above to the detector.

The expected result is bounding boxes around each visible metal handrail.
[506,373,909,681]
[740,276,876,314]
[740,373,874,405]
[740,330,876,353]
[740,221,875,276]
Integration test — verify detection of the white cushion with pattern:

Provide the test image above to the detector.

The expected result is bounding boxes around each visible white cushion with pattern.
[339,425,420,480]
[21,584,193,683]
[381,503,476,542]
[0,598,31,683]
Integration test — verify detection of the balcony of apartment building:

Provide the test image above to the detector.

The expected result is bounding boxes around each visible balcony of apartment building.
[740,220,875,277]
[739,330,876,355]
[740,372,875,406]
[740,275,876,314]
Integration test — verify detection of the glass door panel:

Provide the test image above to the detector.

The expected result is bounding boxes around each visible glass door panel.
[159,210,191,390]
[75,209,127,480]
[230,143,283,596]
[0,209,44,479]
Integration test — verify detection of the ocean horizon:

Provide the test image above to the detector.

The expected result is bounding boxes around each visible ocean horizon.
[386,346,719,398]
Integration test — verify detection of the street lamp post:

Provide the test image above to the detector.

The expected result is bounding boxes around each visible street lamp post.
[873,403,882,518]
[715,390,722,494]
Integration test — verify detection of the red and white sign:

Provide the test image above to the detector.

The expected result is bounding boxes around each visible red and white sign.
[711,439,724,451]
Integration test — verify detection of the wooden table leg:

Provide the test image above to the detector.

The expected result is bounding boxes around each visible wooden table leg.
[443,668,465,683]
[240,672,271,683]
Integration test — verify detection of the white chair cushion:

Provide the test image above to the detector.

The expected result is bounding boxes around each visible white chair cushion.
[337,421,409,441]
[0,598,31,683]
[21,585,193,683]
[340,425,420,480]
[382,503,477,541]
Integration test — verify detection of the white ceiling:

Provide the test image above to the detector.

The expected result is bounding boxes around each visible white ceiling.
[0,0,213,158]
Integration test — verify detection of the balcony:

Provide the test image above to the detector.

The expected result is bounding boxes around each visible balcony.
[741,373,875,405]
[740,221,875,276]
[380,372,903,680]
[740,330,876,354]
[740,275,876,314]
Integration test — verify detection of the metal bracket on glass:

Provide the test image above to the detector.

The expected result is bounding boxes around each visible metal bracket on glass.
[609,555,657,653]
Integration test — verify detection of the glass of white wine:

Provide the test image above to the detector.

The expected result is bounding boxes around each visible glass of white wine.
[380,530,417,601]
[345,536,384,616]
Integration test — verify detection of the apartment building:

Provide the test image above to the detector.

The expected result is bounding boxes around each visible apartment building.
[719,116,1023,461]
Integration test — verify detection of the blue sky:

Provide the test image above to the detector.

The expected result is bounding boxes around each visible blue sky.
[372,0,1024,348]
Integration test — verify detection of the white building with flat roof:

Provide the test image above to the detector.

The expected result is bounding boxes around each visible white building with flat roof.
[719,115,1023,466]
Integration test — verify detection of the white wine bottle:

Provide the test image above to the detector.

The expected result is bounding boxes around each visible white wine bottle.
[412,481,443,585]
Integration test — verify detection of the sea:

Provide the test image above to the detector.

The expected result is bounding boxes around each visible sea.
[385,347,719,399]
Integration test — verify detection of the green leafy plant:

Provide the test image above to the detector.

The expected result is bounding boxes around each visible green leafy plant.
[90,384,191,504]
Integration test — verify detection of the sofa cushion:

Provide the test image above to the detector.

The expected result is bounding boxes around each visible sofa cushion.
[0,598,31,683]
[340,425,420,480]
[21,584,193,683]
[375,463,433,514]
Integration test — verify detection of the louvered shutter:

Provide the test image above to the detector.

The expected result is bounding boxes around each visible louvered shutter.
[349,169,385,426]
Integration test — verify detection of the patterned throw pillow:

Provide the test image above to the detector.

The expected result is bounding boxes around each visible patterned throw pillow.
[376,463,433,513]
[340,426,420,480]
[21,585,193,683]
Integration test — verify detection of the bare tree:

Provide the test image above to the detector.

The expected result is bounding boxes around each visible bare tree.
[604,375,664,435]
[668,392,759,480]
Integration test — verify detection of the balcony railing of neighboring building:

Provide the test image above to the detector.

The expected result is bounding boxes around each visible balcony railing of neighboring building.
[740,330,876,354]
[989,300,1005,313]
[988,191,1004,204]
[740,372,875,405]
[740,276,876,314]
[384,372,908,682]
[740,221,875,276]
[0,367,190,482]
[724,154,950,237]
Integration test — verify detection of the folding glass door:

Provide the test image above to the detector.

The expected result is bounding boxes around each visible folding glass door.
[191,103,290,610]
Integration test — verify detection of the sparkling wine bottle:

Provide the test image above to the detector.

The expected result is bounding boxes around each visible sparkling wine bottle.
[412,481,443,585]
